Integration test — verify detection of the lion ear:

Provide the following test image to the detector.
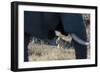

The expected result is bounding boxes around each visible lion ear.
[55,31,61,36]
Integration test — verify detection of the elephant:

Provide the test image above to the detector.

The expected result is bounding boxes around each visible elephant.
[24,11,89,61]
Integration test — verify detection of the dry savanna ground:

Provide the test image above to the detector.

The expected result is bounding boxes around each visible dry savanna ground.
[28,43,90,61]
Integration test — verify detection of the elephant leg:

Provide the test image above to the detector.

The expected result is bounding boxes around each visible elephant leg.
[72,40,87,59]
[47,30,57,45]
[24,33,30,62]
[48,30,56,40]
[71,29,87,59]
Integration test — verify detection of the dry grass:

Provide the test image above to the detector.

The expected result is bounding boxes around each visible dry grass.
[28,43,76,61]
[28,43,90,61]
